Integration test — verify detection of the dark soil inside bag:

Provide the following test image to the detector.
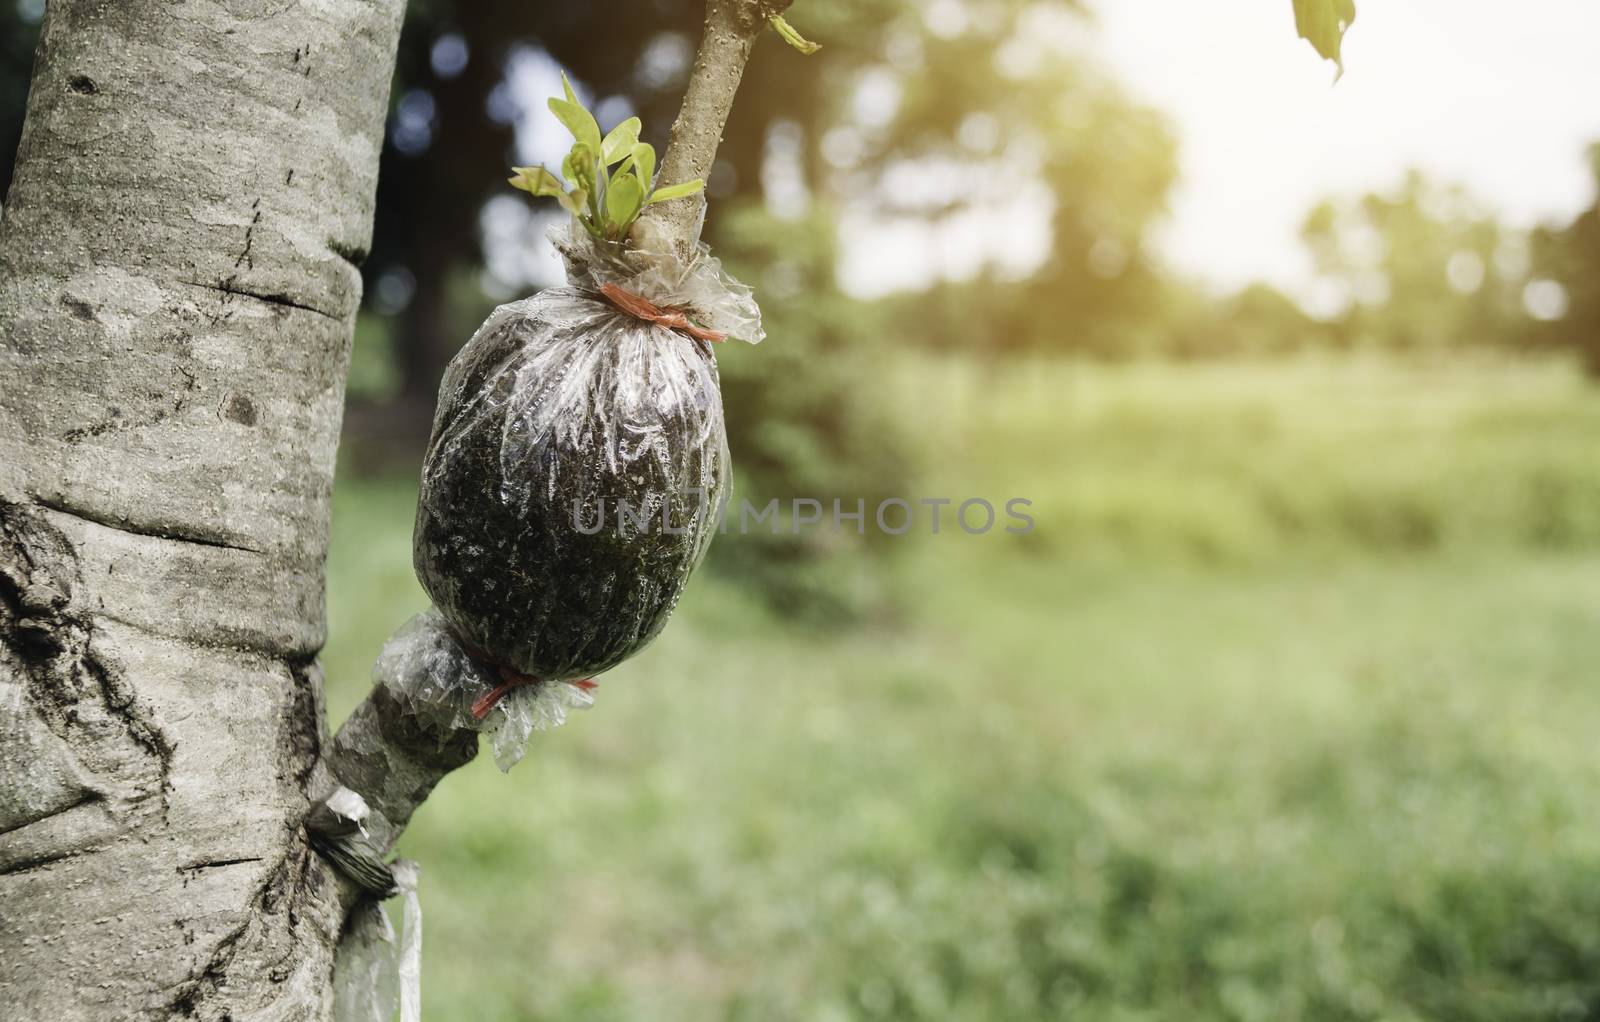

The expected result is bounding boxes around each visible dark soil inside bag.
[414,287,727,680]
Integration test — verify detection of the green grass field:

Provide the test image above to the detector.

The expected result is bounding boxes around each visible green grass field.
[324,353,1600,1021]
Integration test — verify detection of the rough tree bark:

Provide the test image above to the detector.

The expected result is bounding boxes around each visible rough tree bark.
[630,0,793,262]
[0,1,405,1018]
[1,0,784,1018]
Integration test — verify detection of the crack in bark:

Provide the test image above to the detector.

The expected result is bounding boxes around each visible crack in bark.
[281,658,323,791]
[0,790,99,840]
[0,794,123,877]
[33,494,263,554]
[234,200,261,271]
[169,907,255,1018]
[0,843,91,877]
[179,277,342,322]
[178,855,267,873]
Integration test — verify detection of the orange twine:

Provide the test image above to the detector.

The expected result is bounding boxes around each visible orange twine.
[452,632,597,720]
[599,282,727,344]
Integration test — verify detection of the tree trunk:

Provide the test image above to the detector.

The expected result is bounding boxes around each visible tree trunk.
[1,1,789,1016]
[0,1,404,1018]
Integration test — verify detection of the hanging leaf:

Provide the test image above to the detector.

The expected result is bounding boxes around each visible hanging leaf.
[1293,0,1356,78]
[601,117,642,166]
[645,179,705,205]
[770,15,821,55]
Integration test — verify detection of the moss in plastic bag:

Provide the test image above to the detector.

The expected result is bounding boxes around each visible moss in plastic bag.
[413,225,761,682]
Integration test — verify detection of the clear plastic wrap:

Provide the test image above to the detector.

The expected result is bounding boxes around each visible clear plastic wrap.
[554,224,765,345]
[412,224,758,698]
[332,860,421,1022]
[376,608,595,771]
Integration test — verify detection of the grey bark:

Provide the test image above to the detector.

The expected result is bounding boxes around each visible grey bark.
[630,0,793,261]
[0,2,405,1019]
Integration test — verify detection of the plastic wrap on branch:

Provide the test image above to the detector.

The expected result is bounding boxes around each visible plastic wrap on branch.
[332,860,422,1022]
[376,608,595,771]
[555,222,764,346]
[412,222,760,701]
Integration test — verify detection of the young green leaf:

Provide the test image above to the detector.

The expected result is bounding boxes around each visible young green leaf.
[601,117,642,166]
[508,165,565,197]
[604,174,645,234]
[565,143,598,194]
[645,178,705,205]
[770,14,821,55]
[631,142,656,192]
[548,97,602,153]
[510,80,684,238]
[1293,0,1356,78]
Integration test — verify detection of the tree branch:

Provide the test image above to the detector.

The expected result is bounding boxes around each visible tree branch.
[629,0,794,261]
[311,686,476,861]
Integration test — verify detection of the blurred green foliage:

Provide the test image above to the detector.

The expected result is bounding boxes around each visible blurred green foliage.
[1530,144,1600,377]
[0,2,43,207]
[325,352,1600,1021]
[709,205,912,618]
[899,352,1600,561]
[1301,171,1529,353]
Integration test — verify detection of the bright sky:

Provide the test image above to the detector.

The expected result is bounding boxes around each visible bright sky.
[1091,0,1600,298]
[493,2,1600,304]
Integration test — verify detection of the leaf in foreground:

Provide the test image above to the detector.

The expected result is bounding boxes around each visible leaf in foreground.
[1293,0,1356,78]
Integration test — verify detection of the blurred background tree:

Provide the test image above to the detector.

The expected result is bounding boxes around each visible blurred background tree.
[0,0,41,208]
[1299,170,1531,352]
[1529,144,1600,375]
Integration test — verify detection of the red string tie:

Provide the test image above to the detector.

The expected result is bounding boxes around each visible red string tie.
[599,282,727,344]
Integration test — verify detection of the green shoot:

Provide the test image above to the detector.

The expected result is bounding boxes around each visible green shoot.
[510,73,704,241]
[770,15,821,55]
